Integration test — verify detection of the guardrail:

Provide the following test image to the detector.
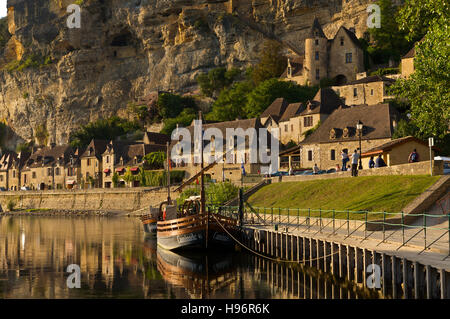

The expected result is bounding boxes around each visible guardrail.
[208,203,450,258]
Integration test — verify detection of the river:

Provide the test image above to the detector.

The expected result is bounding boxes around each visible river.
[0,216,381,299]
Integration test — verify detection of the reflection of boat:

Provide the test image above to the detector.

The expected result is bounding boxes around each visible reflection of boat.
[156,247,237,298]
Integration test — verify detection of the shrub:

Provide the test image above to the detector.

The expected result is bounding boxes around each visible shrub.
[7,199,16,211]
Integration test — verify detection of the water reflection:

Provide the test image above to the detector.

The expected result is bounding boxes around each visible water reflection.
[0,216,380,299]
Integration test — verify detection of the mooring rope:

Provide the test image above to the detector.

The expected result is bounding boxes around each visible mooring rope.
[211,213,339,264]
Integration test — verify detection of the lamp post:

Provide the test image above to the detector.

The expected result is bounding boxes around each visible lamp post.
[356,120,363,170]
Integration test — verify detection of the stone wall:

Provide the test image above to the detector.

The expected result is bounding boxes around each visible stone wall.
[276,160,444,183]
[0,187,180,212]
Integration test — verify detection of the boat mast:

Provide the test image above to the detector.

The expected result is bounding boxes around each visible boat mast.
[166,141,171,204]
[199,111,208,249]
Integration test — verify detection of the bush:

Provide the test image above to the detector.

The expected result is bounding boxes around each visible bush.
[369,67,400,77]
[206,182,239,205]
[7,199,16,211]
[140,170,185,187]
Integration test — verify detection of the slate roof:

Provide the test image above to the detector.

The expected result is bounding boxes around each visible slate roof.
[280,56,304,78]
[80,139,109,159]
[346,75,396,86]
[25,145,73,168]
[279,103,305,122]
[300,103,399,145]
[260,98,290,121]
[403,47,415,59]
[308,18,326,38]
[361,136,436,156]
[143,132,171,145]
[299,88,343,116]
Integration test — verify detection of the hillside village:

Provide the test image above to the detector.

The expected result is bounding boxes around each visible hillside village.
[0,14,445,192]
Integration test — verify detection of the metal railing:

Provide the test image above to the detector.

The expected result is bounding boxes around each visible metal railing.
[208,203,450,259]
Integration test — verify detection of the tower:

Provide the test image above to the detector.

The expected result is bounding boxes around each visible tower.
[304,18,328,86]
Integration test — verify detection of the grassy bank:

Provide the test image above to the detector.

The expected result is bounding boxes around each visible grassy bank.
[247,175,440,218]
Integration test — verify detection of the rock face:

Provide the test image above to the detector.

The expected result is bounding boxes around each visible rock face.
[0,0,373,148]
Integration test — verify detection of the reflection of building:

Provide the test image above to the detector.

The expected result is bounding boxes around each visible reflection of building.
[281,18,364,86]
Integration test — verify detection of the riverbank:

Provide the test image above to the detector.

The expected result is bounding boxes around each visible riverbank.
[0,209,129,217]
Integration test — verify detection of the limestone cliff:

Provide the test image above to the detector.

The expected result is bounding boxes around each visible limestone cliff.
[0,0,374,148]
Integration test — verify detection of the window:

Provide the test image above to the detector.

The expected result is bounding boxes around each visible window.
[308,150,313,161]
[55,167,60,176]
[315,39,319,45]
[12,170,16,178]
[371,89,374,96]
[32,172,36,179]
[287,66,292,77]
[291,124,294,131]
[86,172,90,179]
[48,168,52,176]
[304,116,313,127]
[345,53,352,63]
[106,156,110,164]
[353,88,358,97]
[340,37,344,46]
[315,51,319,60]
[330,150,336,161]
[24,174,27,184]
[316,69,320,80]
[0,175,3,182]
[284,124,288,132]
[87,158,91,166]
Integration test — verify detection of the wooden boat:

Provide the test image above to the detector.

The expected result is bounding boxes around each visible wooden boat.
[156,198,239,251]
[140,207,159,235]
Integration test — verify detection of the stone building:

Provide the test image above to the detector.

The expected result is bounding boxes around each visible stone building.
[281,104,400,171]
[281,18,365,86]
[171,118,273,182]
[331,75,396,106]
[102,141,166,188]
[0,151,29,190]
[361,136,435,168]
[80,140,109,189]
[401,46,415,79]
[278,88,344,145]
[22,145,73,190]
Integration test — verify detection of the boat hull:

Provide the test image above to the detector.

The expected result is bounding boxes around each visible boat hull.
[157,213,238,251]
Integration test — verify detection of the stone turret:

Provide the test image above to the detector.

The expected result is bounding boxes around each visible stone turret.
[304,18,328,86]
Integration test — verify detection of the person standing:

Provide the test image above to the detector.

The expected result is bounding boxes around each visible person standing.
[369,156,375,168]
[341,150,349,171]
[351,149,360,177]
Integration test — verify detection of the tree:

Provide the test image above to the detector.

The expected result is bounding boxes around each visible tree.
[206,81,253,122]
[157,93,197,119]
[244,79,318,119]
[391,9,449,154]
[112,172,119,188]
[396,0,450,42]
[35,124,49,146]
[69,116,140,149]
[368,0,410,63]
[160,108,197,135]
[251,40,287,85]
[122,168,135,187]
[196,67,241,97]
[144,151,166,170]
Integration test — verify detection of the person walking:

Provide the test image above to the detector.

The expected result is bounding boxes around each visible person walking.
[408,149,420,163]
[313,164,319,174]
[369,156,375,168]
[350,149,360,177]
[375,154,387,168]
[341,150,349,171]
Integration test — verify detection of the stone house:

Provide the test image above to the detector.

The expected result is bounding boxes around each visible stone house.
[80,140,109,189]
[102,141,166,188]
[361,136,436,168]
[277,88,344,145]
[401,46,415,79]
[281,103,400,171]
[281,18,365,86]
[0,151,28,190]
[22,145,74,190]
[331,75,396,106]
[171,118,273,182]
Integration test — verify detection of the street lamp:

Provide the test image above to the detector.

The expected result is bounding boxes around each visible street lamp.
[356,120,363,170]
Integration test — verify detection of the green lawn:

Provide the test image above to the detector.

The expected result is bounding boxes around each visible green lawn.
[247,175,440,219]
